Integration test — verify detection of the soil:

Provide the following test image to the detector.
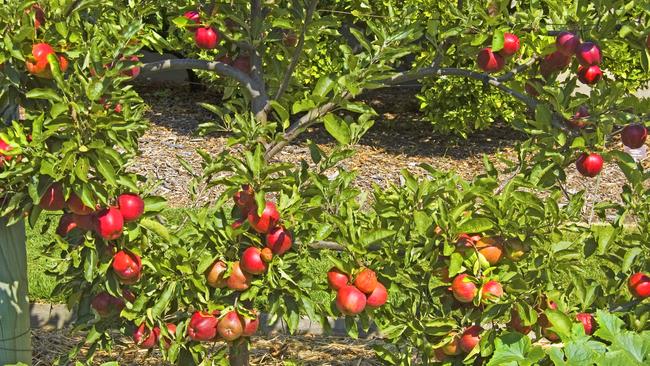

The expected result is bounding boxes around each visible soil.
[131,82,630,217]
[33,329,382,366]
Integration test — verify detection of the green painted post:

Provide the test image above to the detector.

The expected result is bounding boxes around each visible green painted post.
[0,218,32,365]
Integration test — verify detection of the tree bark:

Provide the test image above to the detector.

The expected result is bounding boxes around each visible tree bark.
[0,218,31,365]
[228,338,250,366]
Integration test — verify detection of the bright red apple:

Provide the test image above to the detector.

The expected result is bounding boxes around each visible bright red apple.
[67,192,93,215]
[621,123,648,149]
[248,201,280,234]
[327,267,349,290]
[118,193,145,222]
[451,274,478,303]
[95,207,124,239]
[499,33,520,57]
[240,247,268,275]
[459,325,481,353]
[205,260,228,288]
[354,268,378,295]
[195,27,219,49]
[477,47,505,73]
[241,312,259,337]
[120,56,140,78]
[481,280,504,302]
[187,311,218,341]
[226,261,252,291]
[0,138,13,167]
[336,285,367,316]
[628,272,650,299]
[576,152,603,178]
[112,250,142,285]
[217,311,244,342]
[265,226,292,255]
[576,313,595,335]
[556,31,580,56]
[183,10,200,30]
[577,65,602,85]
[576,42,602,66]
[39,183,65,211]
[133,323,159,349]
[366,282,388,309]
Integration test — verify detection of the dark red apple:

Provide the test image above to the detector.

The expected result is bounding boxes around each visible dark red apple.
[67,192,93,215]
[39,183,65,211]
[240,247,268,275]
[621,123,648,149]
[525,78,543,97]
[248,201,280,234]
[556,31,580,56]
[195,27,219,49]
[28,4,46,30]
[577,65,602,85]
[265,226,292,255]
[187,311,218,341]
[451,274,477,303]
[481,280,504,302]
[540,51,572,79]
[56,213,77,237]
[354,268,378,295]
[509,310,532,334]
[72,213,94,231]
[112,250,142,285]
[568,105,589,129]
[133,323,159,349]
[459,325,481,353]
[576,42,602,66]
[575,152,603,178]
[91,292,116,317]
[629,272,650,299]
[576,313,595,335]
[118,193,145,222]
[226,262,252,291]
[95,207,124,239]
[327,267,349,290]
[205,260,228,288]
[217,311,244,341]
[283,32,299,47]
[366,282,388,309]
[336,285,367,316]
[499,33,520,57]
[477,47,505,73]
[233,185,255,210]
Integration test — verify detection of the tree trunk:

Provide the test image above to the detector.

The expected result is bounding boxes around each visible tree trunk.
[228,338,250,366]
[0,218,32,365]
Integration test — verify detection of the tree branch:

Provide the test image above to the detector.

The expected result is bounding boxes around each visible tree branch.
[273,0,319,102]
[497,56,541,82]
[249,0,269,123]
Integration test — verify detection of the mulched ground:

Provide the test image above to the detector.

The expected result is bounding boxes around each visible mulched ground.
[131,82,631,216]
[33,329,381,366]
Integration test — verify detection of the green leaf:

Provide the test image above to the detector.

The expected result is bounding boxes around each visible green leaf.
[323,114,351,145]
[151,282,176,319]
[313,76,335,97]
[491,29,505,52]
[85,80,104,101]
[486,332,545,366]
[26,88,62,102]
[140,218,171,241]
[457,218,493,234]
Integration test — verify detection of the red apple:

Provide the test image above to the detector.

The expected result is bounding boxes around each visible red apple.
[576,42,602,66]
[509,310,532,334]
[233,184,255,210]
[576,313,595,335]
[120,56,140,78]
[112,250,142,285]
[283,32,299,47]
[459,325,481,353]
[354,268,378,295]
[39,183,65,211]
[0,138,13,167]
[556,31,580,56]
[576,152,603,178]
[91,292,116,317]
[240,247,268,275]
[72,213,94,231]
[621,123,648,149]
[32,43,54,61]
[475,237,504,265]
[205,260,228,288]
[226,262,252,291]
[451,274,478,303]
[248,201,280,234]
[187,311,218,341]
[481,280,504,302]
[195,27,219,49]
[628,272,650,299]
[117,193,145,222]
[540,51,572,79]
[577,65,602,85]
[568,105,589,129]
[133,323,159,349]
[56,213,77,237]
[265,226,292,255]
[336,285,367,316]
[366,282,388,309]
[217,311,244,342]
[28,4,46,30]
[441,333,461,356]
[67,192,93,215]
[241,311,259,337]
[233,56,251,74]
[183,10,200,30]
[477,47,505,73]
[95,207,124,240]
[499,33,520,57]
[162,323,177,349]
[327,267,350,290]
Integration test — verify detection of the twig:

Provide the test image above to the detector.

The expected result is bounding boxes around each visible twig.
[497,56,542,82]
[273,0,319,101]
[494,164,523,194]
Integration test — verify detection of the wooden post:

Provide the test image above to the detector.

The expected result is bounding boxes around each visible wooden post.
[0,218,32,365]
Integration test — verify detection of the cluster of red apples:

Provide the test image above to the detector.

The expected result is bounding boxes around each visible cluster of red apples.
[327,267,388,316]
[536,31,604,85]
[476,32,521,73]
[203,185,292,292]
